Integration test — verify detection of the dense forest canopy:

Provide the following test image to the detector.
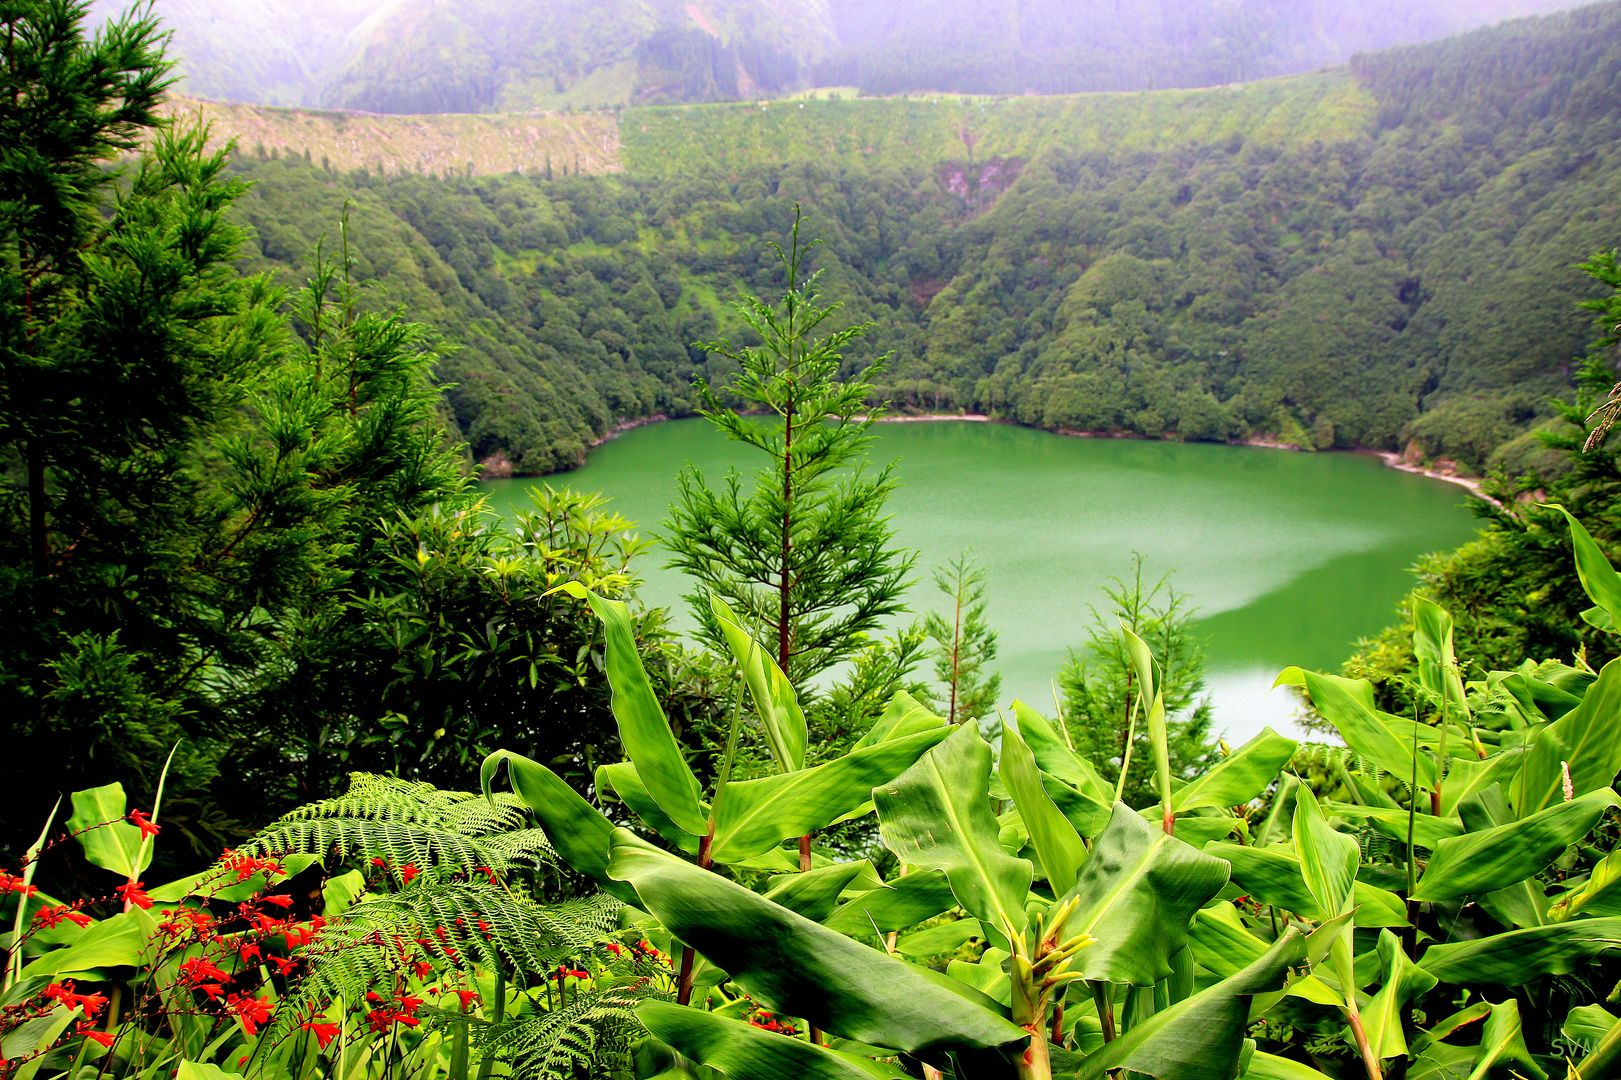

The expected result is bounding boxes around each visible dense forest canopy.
[215,1,1621,477]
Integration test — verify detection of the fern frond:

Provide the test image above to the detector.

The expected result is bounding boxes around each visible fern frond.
[490,986,661,1080]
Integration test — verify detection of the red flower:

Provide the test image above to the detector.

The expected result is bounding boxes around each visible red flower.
[475,867,497,884]
[260,894,294,908]
[0,871,38,897]
[75,1023,115,1048]
[180,957,231,984]
[399,865,420,885]
[270,956,299,976]
[114,881,153,909]
[370,858,386,868]
[412,961,433,981]
[226,993,273,1036]
[302,1021,341,1048]
[606,942,623,956]
[238,942,262,963]
[128,810,161,840]
[455,990,479,1011]
[198,983,225,999]
[33,905,90,930]
[397,994,425,1016]
[44,982,108,1018]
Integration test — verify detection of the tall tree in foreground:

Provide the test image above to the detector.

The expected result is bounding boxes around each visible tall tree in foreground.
[1057,555,1217,807]
[663,209,915,696]
[923,551,1002,725]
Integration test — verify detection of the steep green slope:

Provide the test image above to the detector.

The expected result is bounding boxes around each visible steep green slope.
[219,1,1621,477]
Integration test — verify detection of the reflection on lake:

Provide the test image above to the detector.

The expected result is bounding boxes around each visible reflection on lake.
[481,419,1480,742]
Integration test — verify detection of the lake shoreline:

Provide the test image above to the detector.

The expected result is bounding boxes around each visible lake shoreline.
[553,411,1493,499]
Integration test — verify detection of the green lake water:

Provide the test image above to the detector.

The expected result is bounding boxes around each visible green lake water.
[480,418,1481,742]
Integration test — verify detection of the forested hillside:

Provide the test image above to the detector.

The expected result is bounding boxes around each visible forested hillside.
[219,2,1621,476]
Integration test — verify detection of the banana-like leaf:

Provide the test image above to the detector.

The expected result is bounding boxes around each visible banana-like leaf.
[1550,505,1621,633]
[762,862,870,922]
[1562,1004,1617,1051]
[1419,918,1621,984]
[1124,626,1175,828]
[20,911,151,977]
[947,947,1013,1006]
[895,918,984,957]
[1293,784,1357,918]
[1362,930,1439,1059]
[597,762,701,854]
[1011,702,1113,800]
[1189,904,1341,1006]
[1413,596,1468,717]
[1413,1002,1492,1055]
[711,596,807,773]
[637,1000,902,1080]
[1514,657,1621,817]
[1299,671,1435,791]
[580,590,709,835]
[875,724,1033,938]
[606,830,1028,1058]
[482,749,640,907]
[1072,928,1308,1080]
[1062,803,1231,986]
[1552,848,1621,920]
[1439,752,1527,817]
[999,719,1085,894]
[1412,787,1619,901]
[67,784,150,879]
[1175,729,1299,813]
[712,727,953,863]
[1243,1051,1337,1080]
[1464,999,1546,1080]
[1207,842,1319,915]
[1327,805,1463,850]
[823,870,959,935]
[854,691,948,749]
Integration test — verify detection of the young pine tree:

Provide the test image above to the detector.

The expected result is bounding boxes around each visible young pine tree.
[663,210,915,698]
[923,552,1002,726]
[1057,556,1219,807]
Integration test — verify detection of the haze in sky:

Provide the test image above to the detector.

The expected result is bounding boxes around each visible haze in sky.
[93,0,1596,111]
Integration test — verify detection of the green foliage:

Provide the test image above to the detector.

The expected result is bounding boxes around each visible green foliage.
[662,212,915,693]
[1056,557,1218,809]
[922,552,1002,727]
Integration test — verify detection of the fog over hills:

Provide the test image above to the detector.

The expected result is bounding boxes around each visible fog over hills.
[95,0,1592,110]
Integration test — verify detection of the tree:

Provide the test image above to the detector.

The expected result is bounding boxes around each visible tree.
[663,209,915,699]
[922,551,1002,726]
[1056,555,1218,807]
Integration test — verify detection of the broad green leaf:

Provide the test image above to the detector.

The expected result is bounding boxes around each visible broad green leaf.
[1124,625,1175,828]
[1413,595,1467,717]
[1322,804,1465,843]
[712,727,952,863]
[823,870,958,935]
[1562,1004,1617,1051]
[854,691,947,749]
[1477,880,1549,929]
[1189,904,1341,1006]
[482,749,639,907]
[1362,930,1439,1059]
[762,862,870,923]
[1037,769,1115,840]
[9,1008,74,1080]
[606,830,1027,1057]
[637,1001,902,1080]
[1011,702,1113,800]
[1244,1052,1336,1080]
[597,762,701,854]
[1439,751,1526,817]
[20,912,149,977]
[946,947,1012,1006]
[895,918,984,958]
[1413,1002,1492,1055]
[177,1064,242,1080]
[1412,787,1619,901]
[1062,803,1231,986]
[874,724,1033,938]
[67,783,149,879]
[1292,784,1357,918]
[1175,728,1299,813]
[582,590,708,835]
[1550,505,1621,632]
[1412,1044,1477,1080]
[1073,928,1308,1080]
[1419,917,1621,984]
[1464,999,1546,1080]
[1207,842,1319,915]
[712,595,807,773]
[1301,671,1435,790]
[1514,657,1621,817]
[1273,667,1378,710]
[1252,773,1302,848]
[1552,848,1621,920]
[1354,881,1412,928]
[999,719,1085,894]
